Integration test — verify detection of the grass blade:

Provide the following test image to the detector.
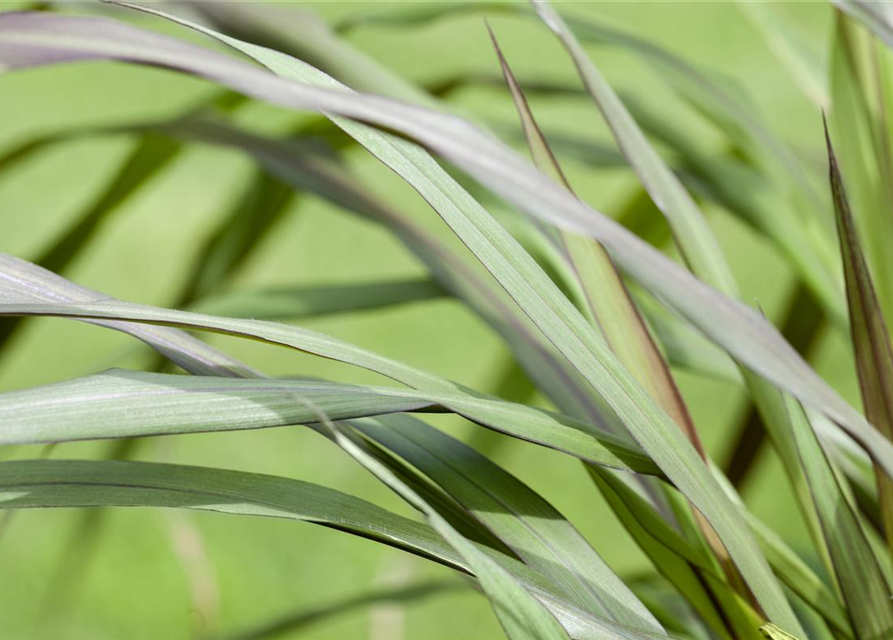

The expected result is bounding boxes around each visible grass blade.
[829,11,893,328]
[784,395,893,639]
[488,25,704,458]
[0,368,657,475]
[0,460,663,640]
[735,1,828,107]
[826,119,893,560]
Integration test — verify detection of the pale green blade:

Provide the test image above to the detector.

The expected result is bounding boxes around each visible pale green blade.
[531,0,737,297]
[0,458,647,639]
[533,0,834,589]
[827,119,893,561]
[829,11,893,329]
[0,368,655,475]
[0,254,662,627]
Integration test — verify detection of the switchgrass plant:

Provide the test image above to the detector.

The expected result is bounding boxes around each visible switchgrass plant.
[0,1,891,639]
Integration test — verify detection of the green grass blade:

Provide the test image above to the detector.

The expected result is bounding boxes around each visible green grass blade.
[834,1,893,51]
[826,120,893,560]
[735,1,828,107]
[829,12,893,329]
[192,1,436,108]
[531,0,737,296]
[745,517,852,640]
[534,0,836,591]
[0,368,656,475]
[0,460,662,640]
[489,25,704,458]
[0,458,465,568]
[0,262,652,474]
[588,469,743,640]
[489,27,755,629]
[159,112,609,427]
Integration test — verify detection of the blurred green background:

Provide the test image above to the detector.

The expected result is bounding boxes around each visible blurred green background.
[0,2,854,639]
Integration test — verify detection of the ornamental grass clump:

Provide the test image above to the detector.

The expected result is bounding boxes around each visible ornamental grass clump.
[0,1,891,639]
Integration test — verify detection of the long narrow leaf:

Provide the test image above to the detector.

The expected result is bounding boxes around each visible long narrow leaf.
[784,396,893,639]
[0,458,644,640]
[826,119,893,559]
[0,369,656,475]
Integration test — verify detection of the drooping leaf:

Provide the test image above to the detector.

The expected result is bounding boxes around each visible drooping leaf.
[0,368,656,475]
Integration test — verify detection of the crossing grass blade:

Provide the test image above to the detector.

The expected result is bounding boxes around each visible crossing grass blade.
[352,414,664,632]
[0,368,656,475]
[486,28,766,633]
[783,395,893,639]
[488,25,704,458]
[533,0,837,593]
[0,258,662,636]
[321,418,572,640]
